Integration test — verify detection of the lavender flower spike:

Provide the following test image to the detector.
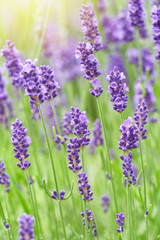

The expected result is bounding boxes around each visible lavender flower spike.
[92,119,103,147]
[78,173,93,202]
[80,4,102,51]
[81,209,97,236]
[18,213,34,240]
[116,213,125,233]
[101,195,110,212]
[119,117,139,152]
[128,0,147,38]
[11,119,31,170]
[107,67,129,113]
[134,99,149,140]
[51,189,65,200]
[0,160,10,193]
[151,5,160,60]
[67,138,82,173]
[119,151,137,186]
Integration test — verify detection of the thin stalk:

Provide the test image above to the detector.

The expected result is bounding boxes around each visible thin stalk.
[0,199,11,240]
[38,103,67,240]
[36,0,53,59]
[84,201,88,240]
[89,203,99,240]
[50,100,61,135]
[139,140,148,240]
[24,171,40,240]
[127,183,131,240]
[50,101,78,228]
[120,113,124,124]
[96,97,118,212]
[82,148,85,173]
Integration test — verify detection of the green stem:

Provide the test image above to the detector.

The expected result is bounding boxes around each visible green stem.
[96,97,118,212]
[84,201,88,240]
[24,171,40,240]
[89,202,99,240]
[139,140,148,240]
[36,0,53,59]
[0,199,11,240]
[50,100,61,135]
[82,148,85,173]
[127,182,131,240]
[38,103,67,240]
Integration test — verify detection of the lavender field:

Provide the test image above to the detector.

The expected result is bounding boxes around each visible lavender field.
[0,0,159,239]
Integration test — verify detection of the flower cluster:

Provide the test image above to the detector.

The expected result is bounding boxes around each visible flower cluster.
[128,0,147,38]
[80,4,102,51]
[134,79,157,123]
[116,213,125,233]
[91,119,103,151]
[108,54,127,77]
[76,42,100,81]
[77,4,103,97]
[38,65,60,102]
[67,138,82,173]
[51,189,65,200]
[119,117,139,152]
[0,72,14,127]
[11,119,31,170]
[127,48,155,79]
[101,195,110,212]
[0,161,10,193]
[70,107,91,147]
[21,60,59,119]
[119,152,137,186]
[151,5,160,60]
[78,173,93,202]
[1,40,24,88]
[18,213,34,240]
[102,10,134,46]
[107,67,129,113]
[62,112,73,135]
[134,99,149,140]
[81,209,97,237]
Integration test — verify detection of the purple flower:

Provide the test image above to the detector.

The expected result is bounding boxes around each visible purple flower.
[127,48,155,78]
[119,117,139,152]
[81,209,97,236]
[51,189,57,199]
[11,119,31,170]
[102,10,134,45]
[76,42,101,81]
[22,59,40,105]
[67,138,82,173]
[116,212,125,233]
[97,0,106,13]
[108,54,127,77]
[107,67,129,113]
[78,173,93,202]
[60,191,65,200]
[134,99,149,140]
[89,78,103,97]
[0,73,14,127]
[151,5,160,60]
[1,40,24,88]
[134,79,157,121]
[62,112,73,135]
[91,119,103,148]
[18,213,34,240]
[119,151,137,186]
[101,195,110,212]
[80,4,102,51]
[3,221,9,229]
[38,65,60,102]
[0,161,10,193]
[70,107,90,147]
[51,189,65,200]
[128,0,147,38]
